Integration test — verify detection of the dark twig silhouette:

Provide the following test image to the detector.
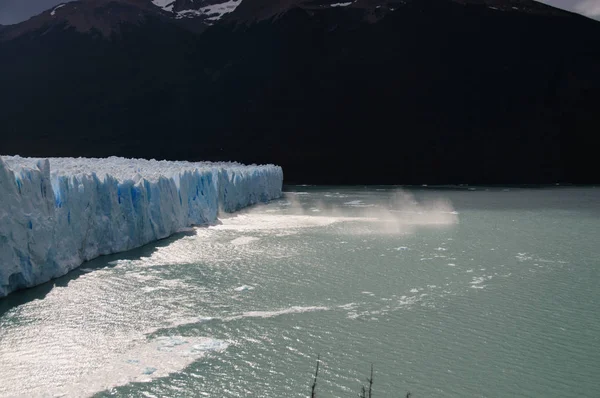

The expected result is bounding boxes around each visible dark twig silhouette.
[359,385,367,398]
[368,363,373,398]
[358,363,374,397]
[309,357,412,397]
[311,355,320,398]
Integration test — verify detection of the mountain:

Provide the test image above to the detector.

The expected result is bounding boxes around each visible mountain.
[1,0,599,184]
[1,1,165,39]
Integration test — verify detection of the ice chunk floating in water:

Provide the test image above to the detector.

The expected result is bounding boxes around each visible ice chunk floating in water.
[0,156,283,297]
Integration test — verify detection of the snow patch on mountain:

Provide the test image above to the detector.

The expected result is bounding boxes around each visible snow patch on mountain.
[170,0,242,21]
[200,0,243,21]
[50,4,66,16]
[176,9,204,18]
[330,2,353,7]
[152,0,175,12]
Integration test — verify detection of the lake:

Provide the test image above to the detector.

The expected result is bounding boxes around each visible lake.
[1,186,599,397]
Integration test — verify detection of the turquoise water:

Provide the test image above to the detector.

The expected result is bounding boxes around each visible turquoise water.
[1,187,599,397]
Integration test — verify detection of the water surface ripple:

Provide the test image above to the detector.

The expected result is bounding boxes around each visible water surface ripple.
[1,187,599,397]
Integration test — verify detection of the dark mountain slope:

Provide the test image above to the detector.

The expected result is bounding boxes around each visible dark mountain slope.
[1,0,599,184]
[0,0,174,39]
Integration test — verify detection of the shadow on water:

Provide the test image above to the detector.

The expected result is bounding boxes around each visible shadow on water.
[0,229,197,318]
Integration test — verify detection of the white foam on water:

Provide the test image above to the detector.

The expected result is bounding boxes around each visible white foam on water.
[160,317,216,330]
[211,214,346,231]
[15,334,229,398]
[396,295,420,307]
[234,285,255,292]
[141,286,166,293]
[338,303,358,310]
[343,200,375,208]
[223,306,330,321]
[230,236,259,246]
[84,336,224,396]
[516,252,534,262]
[470,277,486,285]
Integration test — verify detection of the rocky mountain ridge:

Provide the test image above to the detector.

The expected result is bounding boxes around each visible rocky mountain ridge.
[0,0,576,38]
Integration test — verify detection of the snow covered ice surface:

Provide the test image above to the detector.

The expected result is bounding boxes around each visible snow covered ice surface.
[0,156,283,297]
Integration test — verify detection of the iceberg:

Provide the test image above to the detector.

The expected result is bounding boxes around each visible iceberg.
[0,156,283,297]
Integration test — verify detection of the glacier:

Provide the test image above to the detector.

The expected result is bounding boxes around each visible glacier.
[0,156,283,297]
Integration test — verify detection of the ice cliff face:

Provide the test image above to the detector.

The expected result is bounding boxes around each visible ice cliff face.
[0,156,283,297]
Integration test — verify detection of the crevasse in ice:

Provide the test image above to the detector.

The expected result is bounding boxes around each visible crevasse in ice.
[0,156,283,297]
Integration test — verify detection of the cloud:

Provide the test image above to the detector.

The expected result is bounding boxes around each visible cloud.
[575,0,600,18]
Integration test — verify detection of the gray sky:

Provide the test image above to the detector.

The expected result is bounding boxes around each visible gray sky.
[1,0,599,25]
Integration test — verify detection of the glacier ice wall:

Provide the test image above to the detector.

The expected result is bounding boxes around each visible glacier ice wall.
[0,156,283,297]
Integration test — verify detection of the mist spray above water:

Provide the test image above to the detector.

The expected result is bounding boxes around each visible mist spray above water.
[230,189,459,235]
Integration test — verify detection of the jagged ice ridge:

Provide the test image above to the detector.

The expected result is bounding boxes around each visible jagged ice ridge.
[0,156,283,297]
